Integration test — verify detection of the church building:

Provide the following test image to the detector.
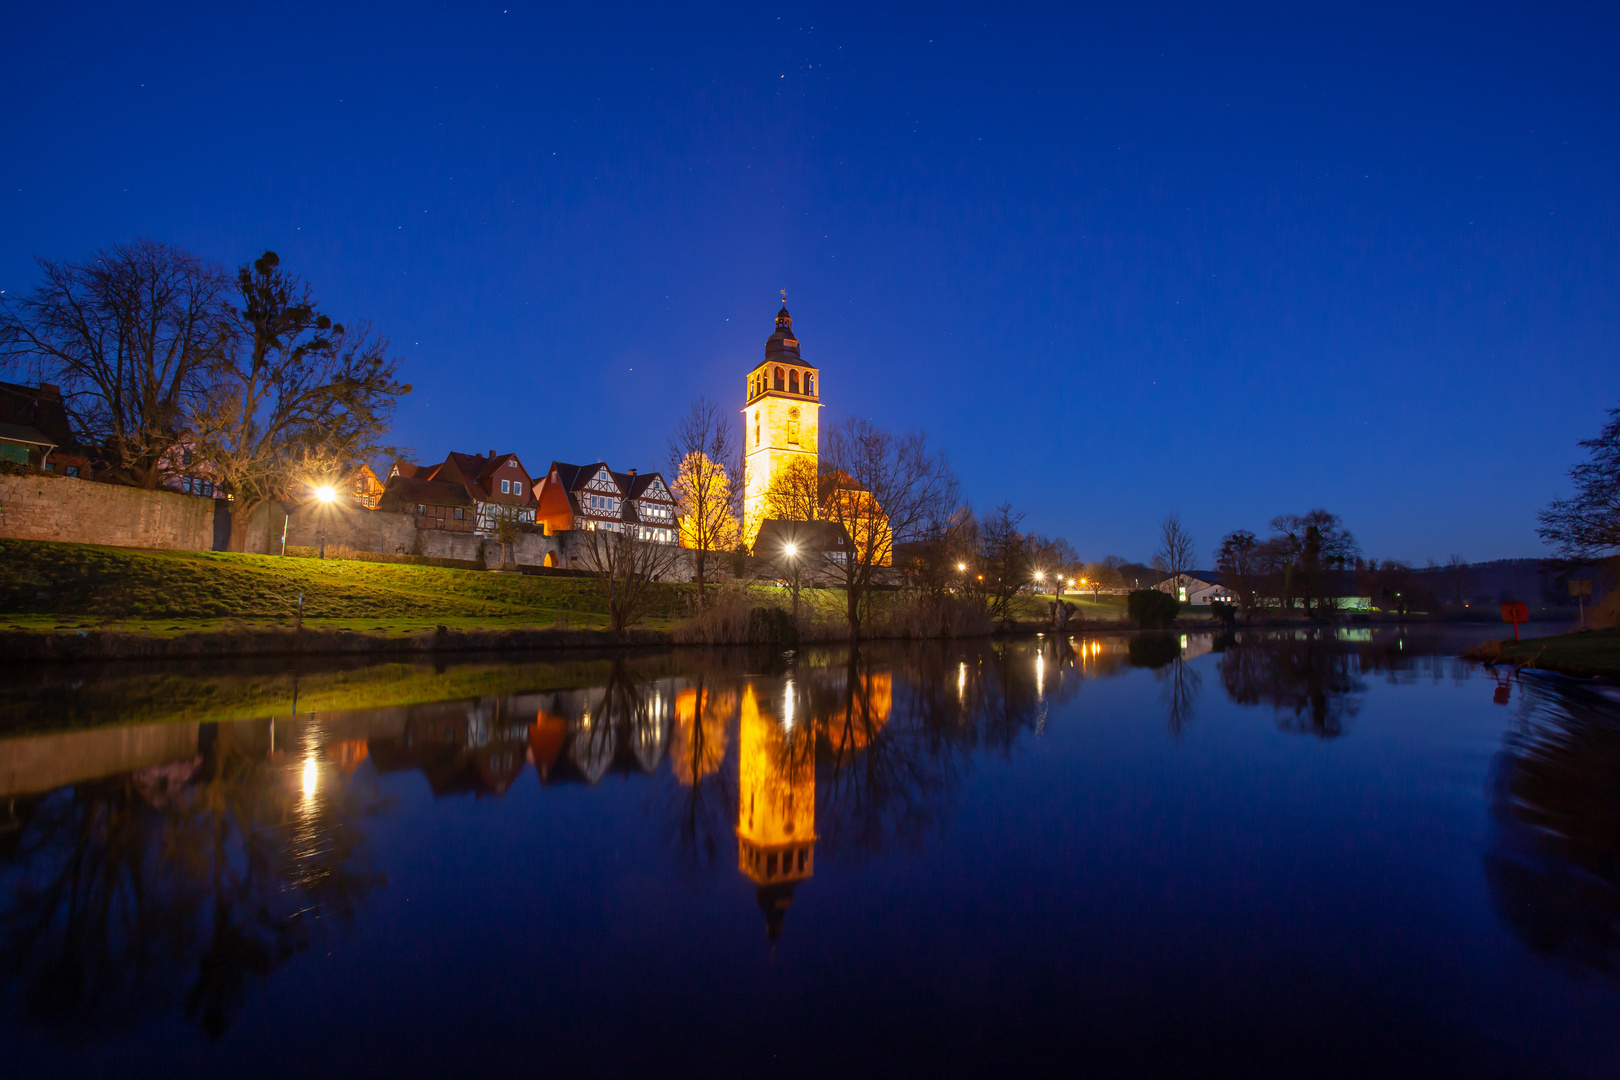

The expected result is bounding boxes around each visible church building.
[742,300,821,548]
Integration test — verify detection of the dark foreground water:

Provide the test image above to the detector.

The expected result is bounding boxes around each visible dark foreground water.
[0,627,1616,1078]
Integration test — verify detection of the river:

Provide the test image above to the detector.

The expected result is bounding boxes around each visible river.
[0,627,1614,1077]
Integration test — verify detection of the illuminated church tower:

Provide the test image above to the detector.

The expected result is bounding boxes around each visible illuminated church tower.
[736,682,816,942]
[742,297,821,548]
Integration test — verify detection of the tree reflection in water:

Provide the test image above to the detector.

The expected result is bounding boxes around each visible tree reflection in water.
[1486,678,1620,974]
[1218,630,1367,738]
[0,720,386,1038]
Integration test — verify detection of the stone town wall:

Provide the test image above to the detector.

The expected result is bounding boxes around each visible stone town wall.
[0,473,214,550]
[270,500,572,569]
[0,473,705,582]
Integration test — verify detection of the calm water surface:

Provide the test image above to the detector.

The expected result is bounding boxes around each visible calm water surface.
[0,628,1616,1078]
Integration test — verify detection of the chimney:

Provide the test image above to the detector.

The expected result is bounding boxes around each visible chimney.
[628,468,637,477]
[488,449,496,458]
[37,383,61,400]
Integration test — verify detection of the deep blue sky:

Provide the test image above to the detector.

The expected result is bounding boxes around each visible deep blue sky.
[2,2,1615,563]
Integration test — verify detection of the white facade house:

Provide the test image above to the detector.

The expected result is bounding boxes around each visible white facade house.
[1155,573,1237,607]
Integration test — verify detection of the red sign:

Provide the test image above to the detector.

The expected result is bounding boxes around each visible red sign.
[1501,602,1529,624]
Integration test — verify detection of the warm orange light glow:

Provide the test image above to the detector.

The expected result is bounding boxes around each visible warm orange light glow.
[314,484,336,504]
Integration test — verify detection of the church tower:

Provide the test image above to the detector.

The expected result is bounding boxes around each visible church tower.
[742,299,821,549]
[736,682,816,943]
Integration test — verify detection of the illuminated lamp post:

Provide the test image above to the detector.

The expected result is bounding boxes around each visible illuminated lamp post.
[784,541,800,624]
[315,484,337,558]
[1033,570,1045,596]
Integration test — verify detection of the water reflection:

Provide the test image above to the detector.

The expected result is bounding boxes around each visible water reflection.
[1486,676,1620,972]
[0,719,386,1038]
[5,627,1608,1051]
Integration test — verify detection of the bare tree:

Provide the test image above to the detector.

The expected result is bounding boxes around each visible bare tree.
[1539,405,1620,558]
[575,526,682,633]
[1215,529,1262,619]
[668,398,740,609]
[1080,560,1123,601]
[977,503,1030,620]
[192,252,409,552]
[762,456,822,523]
[818,417,958,638]
[488,502,526,570]
[0,239,233,486]
[1153,511,1196,589]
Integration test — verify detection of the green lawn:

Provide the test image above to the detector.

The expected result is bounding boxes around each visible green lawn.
[1470,626,1620,678]
[0,539,678,632]
[0,539,1094,640]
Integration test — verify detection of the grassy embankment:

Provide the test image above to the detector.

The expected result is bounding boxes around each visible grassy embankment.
[1467,627,1620,678]
[0,539,1108,642]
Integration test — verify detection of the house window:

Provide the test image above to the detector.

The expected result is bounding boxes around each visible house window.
[513,481,522,496]
[501,479,511,494]
[416,504,426,515]
[66,465,79,478]
[454,507,464,520]
[202,480,213,496]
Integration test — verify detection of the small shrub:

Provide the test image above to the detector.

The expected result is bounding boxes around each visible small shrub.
[748,605,800,648]
[1127,589,1181,629]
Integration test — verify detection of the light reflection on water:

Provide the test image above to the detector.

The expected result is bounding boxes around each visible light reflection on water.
[0,627,1614,1077]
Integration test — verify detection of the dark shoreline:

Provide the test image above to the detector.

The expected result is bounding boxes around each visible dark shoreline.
[0,614,1543,664]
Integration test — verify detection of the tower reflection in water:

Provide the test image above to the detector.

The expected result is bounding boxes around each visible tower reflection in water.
[737,682,816,941]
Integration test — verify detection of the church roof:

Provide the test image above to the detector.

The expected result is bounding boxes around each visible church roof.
[764,303,817,368]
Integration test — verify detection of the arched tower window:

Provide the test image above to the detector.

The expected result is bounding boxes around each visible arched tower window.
[805,373,814,396]
[754,412,760,447]
[789,370,800,394]
[774,366,785,391]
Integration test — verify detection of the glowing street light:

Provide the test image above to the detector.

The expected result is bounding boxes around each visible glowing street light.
[314,483,337,559]
[957,562,967,572]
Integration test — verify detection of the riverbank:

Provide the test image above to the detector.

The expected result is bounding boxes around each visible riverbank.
[1465,627,1620,678]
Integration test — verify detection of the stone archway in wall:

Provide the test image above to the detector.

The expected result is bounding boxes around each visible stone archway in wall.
[544,551,557,568]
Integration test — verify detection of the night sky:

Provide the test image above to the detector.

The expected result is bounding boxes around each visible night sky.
[2,2,1615,563]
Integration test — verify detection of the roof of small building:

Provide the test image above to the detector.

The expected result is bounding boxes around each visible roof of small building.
[0,422,56,447]
[754,518,852,553]
[0,382,76,448]
[377,474,475,512]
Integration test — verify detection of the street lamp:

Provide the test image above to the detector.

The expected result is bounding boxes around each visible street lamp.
[315,484,336,559]
[783,541,801,623]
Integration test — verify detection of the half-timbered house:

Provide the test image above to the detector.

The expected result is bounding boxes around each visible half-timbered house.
[381,450,538,536]
[534,461,679,544]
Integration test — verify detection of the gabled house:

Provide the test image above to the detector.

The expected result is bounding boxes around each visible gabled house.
[157,436,222,498]
[376,473,475,531]
[1155,572,1238,607]
[534,461,678,544]
[381,450,538,536]
[352,464,385,509]
[0,381,95,477]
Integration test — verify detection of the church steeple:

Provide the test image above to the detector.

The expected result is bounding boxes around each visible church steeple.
[766,299,801,361]
[742,298,822,548]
